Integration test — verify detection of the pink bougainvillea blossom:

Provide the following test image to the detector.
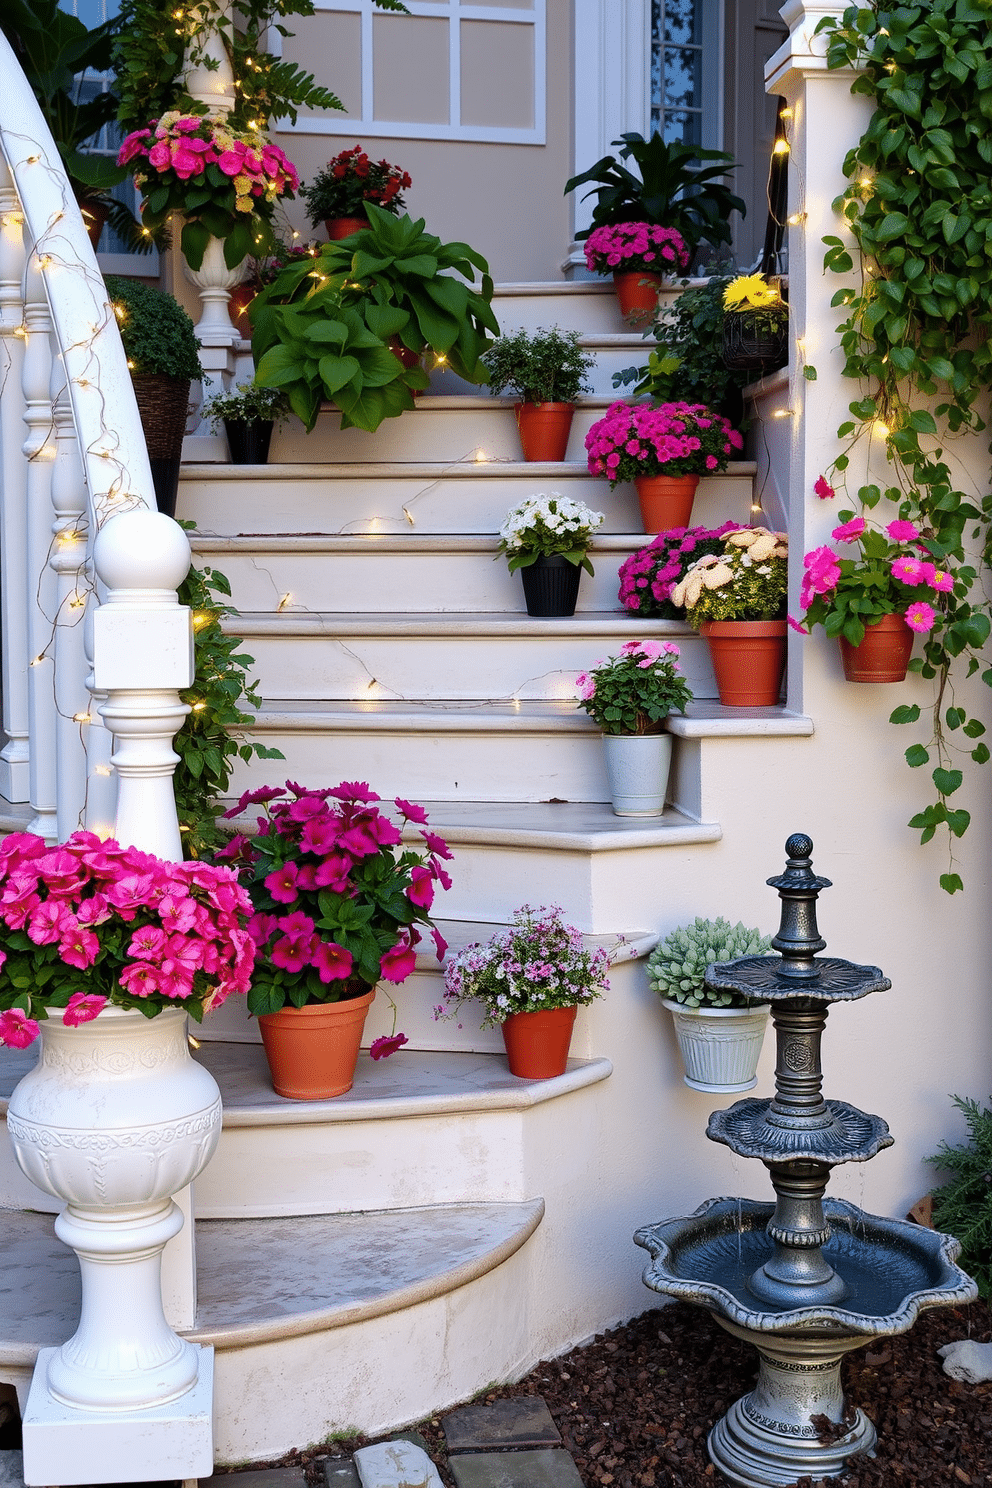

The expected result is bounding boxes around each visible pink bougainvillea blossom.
[831,517,866,543]
[814,476,835,500]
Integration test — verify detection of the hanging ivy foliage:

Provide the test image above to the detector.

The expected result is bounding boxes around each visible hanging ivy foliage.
[819,0,992,892]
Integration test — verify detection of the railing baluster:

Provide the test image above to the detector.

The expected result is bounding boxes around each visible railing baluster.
[21,250,58,841]
[0,157,30,803]
[49,360,90,839]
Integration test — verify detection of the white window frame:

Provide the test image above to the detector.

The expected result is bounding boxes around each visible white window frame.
[285,0,546,145]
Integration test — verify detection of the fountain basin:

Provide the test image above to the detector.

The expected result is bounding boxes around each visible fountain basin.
[635,1195,977,1335]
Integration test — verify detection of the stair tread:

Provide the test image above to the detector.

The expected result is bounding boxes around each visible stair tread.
[226,610,693,635]
[248,698,600,729]
[189,533,652,552]
[0,1199,544,1361]
[183,460,758,481]
[192,1043,612,1126]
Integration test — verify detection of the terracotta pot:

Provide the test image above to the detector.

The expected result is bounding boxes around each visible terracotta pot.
[500,1005,578,1079]
[634,474,699,533]
[519,553,582,616]
[613,270,662,324]
[325,215,368,240]
[258,987,375,1099]
[79,198,109,251]
[228,283,257,337]
[701,619,787,707]
[514,401,575,461]
[839,613,914,683]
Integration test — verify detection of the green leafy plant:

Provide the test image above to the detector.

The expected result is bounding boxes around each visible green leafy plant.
[646,917,773,1009]
[575,640,693,736]
[483,327,594,405]
[112,0,406,139]
[671,527,788,626]
[1,0,147,248]
[929,1094,992,1299]
[104,275,202,381]
[564,133,745,253]
[202,382,290,429]
[613,275,753,424]
[818,0,992,892]
[250,204,498,429]
[174,546,283,858]
[498,493,604,576]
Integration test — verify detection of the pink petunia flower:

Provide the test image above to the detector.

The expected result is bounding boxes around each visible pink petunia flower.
[0,1009,39,1048]
[370,1033,408,1060]
[407,865,435,910]
[905,601,935,633]
[311,939,353,983]
[380,939,417,984]
[63,993,107,1027]
[831,516,866,543]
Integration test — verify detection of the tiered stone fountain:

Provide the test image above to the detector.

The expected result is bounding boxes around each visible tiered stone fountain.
[635,834,977,1488]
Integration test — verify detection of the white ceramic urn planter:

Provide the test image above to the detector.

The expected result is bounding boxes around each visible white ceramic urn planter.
[602,732,673,816]
[6,1005,221,1411]
[662,999,771,1093]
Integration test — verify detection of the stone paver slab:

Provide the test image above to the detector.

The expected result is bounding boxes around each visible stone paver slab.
[441,1399,561,1452]
[448,1450,582,1488]
[355,1441,443,1488]
[323,1459,362,1488]
[207,1474,303,1488]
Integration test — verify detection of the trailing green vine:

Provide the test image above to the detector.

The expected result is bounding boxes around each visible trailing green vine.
[175,542,283,858]
[818,0,992,892]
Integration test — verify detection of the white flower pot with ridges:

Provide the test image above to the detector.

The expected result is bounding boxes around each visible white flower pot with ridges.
[662,999,771,1092]
[6,1004,222,1411]
[603,732,672,816]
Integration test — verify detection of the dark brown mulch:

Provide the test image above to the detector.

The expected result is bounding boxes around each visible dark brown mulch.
[243,1298,992,1488]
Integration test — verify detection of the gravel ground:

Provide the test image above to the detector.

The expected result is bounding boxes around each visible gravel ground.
[245,1297,992,1488]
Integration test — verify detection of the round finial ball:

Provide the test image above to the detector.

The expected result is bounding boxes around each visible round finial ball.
[93,510,191,592]
[785,833,813,861]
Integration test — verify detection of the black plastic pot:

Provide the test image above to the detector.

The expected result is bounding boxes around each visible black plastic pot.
[520,554,581,617]
[130,374,192,518]
[224,419,274,465]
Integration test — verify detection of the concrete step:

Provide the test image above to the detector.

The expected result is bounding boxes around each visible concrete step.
[179,461,755,537]
[224,612,714,703]
[486,278,691,334]
[190,534,649,615]
[0,1199,546,1462]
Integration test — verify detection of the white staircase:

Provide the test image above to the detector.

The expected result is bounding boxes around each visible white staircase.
[0,280,813,1465]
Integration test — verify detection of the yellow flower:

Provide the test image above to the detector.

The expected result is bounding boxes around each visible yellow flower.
[723,274,782,311]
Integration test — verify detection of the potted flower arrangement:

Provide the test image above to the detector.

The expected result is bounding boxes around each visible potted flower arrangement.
[618,521,745,617]
[117,111,300,272]
[721,272,789,375]
[584,222,690,324]
[217,780,452,1100]
[646,916,773,1092]
[104,275,202,517]
[483,327,596,461]
[300,145,412,239]
[585,400,744,533]
[498,493,604,616]
[434,904,609,1079]
[0,829,254,1410]
[797,513,952,682]
[575,640,693,815]
[670,526,789,706]
[202,381,291,465]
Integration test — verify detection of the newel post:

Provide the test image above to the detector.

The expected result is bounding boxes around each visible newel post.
[92,511,194,864]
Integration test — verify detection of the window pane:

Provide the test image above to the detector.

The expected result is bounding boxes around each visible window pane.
[663,0,701,48]
[461,20,534,129]
[373,15,449,125]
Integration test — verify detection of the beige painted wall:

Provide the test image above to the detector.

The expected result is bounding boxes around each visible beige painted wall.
[269,0,574,284]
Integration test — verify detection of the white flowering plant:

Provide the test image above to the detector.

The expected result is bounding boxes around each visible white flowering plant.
[498,493,605,576]
[670,526,788,625]
[434,905,609,1029]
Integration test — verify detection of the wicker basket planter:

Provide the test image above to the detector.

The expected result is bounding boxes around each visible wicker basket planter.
[130,375,192,518]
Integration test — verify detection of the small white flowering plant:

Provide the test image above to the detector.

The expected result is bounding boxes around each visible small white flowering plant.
[498,493,605,576]
[670,526,788,625]
[434,904,610,1029]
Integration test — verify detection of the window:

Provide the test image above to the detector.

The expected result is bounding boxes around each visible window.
[285,0,546,144]
[650,0,721,150]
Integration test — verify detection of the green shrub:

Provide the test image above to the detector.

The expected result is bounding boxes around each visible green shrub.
[104,276,202,381]
[484,327,594,404]
[929,1095,992,1299]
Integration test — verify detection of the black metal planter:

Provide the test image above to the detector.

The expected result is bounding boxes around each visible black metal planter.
[224,419,274,465]
[722,311,789,375]
[520,554,581,617]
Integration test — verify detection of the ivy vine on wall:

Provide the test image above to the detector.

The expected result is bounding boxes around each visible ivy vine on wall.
[819,0,992,893]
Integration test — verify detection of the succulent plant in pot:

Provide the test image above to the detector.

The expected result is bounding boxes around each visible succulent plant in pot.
[483,327,595,461]
[104,276,202,517]
[646,917,773,1092]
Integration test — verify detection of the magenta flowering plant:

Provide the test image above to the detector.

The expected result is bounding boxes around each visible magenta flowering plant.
[618,521,745,618]
[118,111,299,271]
[0,830,255,1050]
[434,905,609,1030]
[798,514,957,644]
[584,222,690,278]
[576,640,693,735]
[585,401,744,487]
[218,782,452,1036]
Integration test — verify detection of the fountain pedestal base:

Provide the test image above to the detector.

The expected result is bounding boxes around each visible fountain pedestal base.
[708,1323,875,1488]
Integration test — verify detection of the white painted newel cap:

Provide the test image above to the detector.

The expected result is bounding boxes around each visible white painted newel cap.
[93,510,192,592]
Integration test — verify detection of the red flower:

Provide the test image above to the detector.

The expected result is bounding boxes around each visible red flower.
[370,1033,408,1060]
